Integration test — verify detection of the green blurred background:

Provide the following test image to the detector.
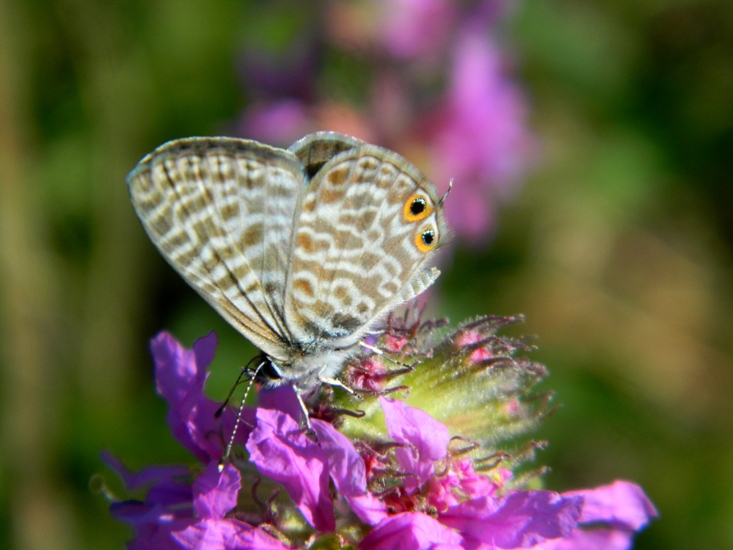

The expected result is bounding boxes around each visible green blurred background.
[1,0,732,548]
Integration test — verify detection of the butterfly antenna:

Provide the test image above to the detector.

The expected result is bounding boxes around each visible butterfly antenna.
[219,359,265,470]
[438,179,454,207]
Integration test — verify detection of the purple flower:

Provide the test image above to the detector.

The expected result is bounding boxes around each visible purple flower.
[382,397,452,492]
[106,332,657,548]
[106,333,291,549]
[172,463,292,550]
[246,406,335,532]
[360,397,657,549]
[425,29,534,242]
[151,331,254,463]
[238,99,314,148]
[378,0,455,59]
[360,512,466,549]
[105,456,293,549]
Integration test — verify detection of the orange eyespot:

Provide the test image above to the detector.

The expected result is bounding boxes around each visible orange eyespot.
[403,192,433,222]
[414,226,438,253]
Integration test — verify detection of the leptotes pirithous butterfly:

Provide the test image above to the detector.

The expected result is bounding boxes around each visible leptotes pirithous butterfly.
[128,131,447,395]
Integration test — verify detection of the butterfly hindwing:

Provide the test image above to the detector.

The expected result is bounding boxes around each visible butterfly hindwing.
[284,143,446,347]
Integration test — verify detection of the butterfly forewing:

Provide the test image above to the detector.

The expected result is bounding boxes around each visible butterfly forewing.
[128,137,304,359]
[284,145,446,346]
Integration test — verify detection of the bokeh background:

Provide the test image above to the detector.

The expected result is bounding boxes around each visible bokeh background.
[1,0,732,548]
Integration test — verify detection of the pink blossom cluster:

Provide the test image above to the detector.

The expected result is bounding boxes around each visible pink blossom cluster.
[105,332,657,549]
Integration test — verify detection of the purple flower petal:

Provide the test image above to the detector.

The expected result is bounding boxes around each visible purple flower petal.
[257,385,304,424]
[101,450,190,492]
[145,482,194,509]
[359,512,464,550]
[109,499,184,526]
[172,518,292,550]
[103,448,196,547]
[379,397,451,490]
[153,331,215,410]
[440,491,583,548]
[311,419,389,526]
[109,497,194,549]
[192,331,218,370]
[563,481,658,532]
[152,332,218,462]
[151,332,253,463]
[246,408,335,532]
[536,528,634,550]
[192,462,241,520]
[128,521,195,550]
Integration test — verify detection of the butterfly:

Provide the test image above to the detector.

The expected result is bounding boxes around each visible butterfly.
[127,131,447,397]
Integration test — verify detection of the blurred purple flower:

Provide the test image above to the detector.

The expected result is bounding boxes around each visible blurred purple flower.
[378,0,455,59]
[232,0,535,244]
[106,333,657,549]
[425,29,534,241]
[238,99,313,148]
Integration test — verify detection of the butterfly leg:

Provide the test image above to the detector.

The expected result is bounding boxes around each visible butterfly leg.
[359,341,412,369]
[319,376,357,396]
[293,387,313,431]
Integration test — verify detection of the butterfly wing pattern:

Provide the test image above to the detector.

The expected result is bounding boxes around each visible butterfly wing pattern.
[127,137,301,360]
[128,132,447,391]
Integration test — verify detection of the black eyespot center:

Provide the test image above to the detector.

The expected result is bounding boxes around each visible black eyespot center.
[422,228,435,246]
[410,198,427,216]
